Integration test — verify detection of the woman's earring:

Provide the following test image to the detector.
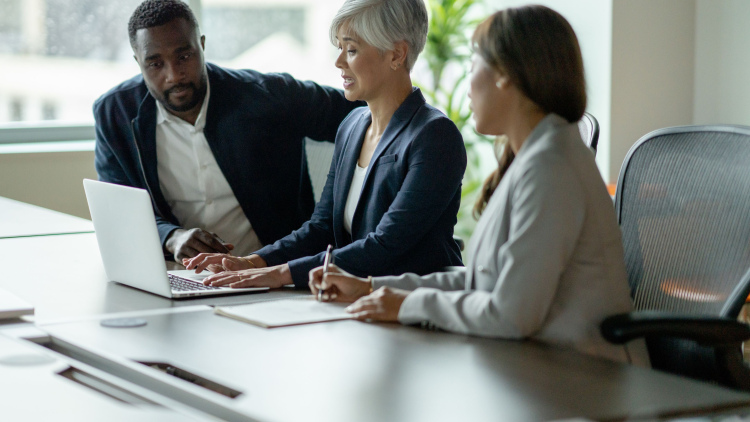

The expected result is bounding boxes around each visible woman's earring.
[496,80,504,89]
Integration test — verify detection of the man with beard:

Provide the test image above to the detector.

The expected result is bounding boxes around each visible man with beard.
[94,0,360,262]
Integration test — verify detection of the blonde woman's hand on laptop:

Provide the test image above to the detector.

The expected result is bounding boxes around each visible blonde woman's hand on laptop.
[183,253,266,275]
[201,264,293,289]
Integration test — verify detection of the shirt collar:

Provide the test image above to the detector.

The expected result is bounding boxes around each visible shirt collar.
[155,76,211,131]
[516,113,568,157]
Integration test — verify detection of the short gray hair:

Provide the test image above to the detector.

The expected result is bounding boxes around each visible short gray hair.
[329,0,428,71]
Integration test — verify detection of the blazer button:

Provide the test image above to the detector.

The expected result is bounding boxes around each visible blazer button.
[477,265,486,273]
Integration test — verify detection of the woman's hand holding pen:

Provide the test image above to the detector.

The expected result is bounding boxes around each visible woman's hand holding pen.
[309,264,371,303]
[308,262,410,321]
[309,265,409,321]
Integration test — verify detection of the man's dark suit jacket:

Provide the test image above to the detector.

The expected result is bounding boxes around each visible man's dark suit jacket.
[255,88,467,287]
[93,63,361,254]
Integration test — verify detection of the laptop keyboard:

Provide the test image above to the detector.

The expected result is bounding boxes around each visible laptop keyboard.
[168,273,222,291]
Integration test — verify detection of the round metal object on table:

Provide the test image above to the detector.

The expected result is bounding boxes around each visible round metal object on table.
[100,317,148,328]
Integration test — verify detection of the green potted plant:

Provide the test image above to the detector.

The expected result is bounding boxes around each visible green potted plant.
[418,0,493,242]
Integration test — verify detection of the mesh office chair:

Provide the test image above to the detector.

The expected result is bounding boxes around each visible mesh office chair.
[578,112,600,155]
[601,125,750,390]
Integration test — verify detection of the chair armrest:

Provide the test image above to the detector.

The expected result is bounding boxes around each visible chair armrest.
[601,311,750,346]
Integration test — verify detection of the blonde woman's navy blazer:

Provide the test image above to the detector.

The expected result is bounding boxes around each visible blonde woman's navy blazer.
[255,88,466,287]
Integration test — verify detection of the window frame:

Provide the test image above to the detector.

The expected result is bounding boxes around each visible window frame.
[0,0,202,145]
[0,122,96,144]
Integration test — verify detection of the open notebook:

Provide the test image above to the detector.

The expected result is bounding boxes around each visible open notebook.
[214,297,354,328]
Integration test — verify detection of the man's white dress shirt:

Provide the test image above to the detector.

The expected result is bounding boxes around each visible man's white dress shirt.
[155,80,262,256]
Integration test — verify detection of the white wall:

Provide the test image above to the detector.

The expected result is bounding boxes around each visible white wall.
[610,0,696,182]
[0,149,96,219]
[694,0,750,126]
[487,0,614,179]
[489,0,701,183]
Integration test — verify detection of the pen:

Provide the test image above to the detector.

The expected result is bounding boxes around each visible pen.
[318,244,334,301]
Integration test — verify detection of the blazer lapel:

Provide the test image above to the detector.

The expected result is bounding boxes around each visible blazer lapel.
[348,89,425,233]
[333,111,370,243]
[131,95,173,221]
[361,88,425,190]
[202,66,236,187]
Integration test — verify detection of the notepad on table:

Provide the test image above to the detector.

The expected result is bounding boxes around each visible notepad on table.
[214,297,354,328]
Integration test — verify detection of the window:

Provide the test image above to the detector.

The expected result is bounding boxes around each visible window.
[9,98,23,121]
[42,101,57,120]
[0,0,143,129]
[0,0,345,133]
[199,0,342,87]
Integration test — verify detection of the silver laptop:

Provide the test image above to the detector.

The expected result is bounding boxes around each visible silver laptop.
[83,179,268,299]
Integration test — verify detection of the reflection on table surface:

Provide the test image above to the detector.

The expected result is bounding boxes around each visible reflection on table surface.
[39,307,750,422]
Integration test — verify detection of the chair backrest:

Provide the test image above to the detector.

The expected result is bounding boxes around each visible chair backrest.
[615,125,750,379]
[305,138,335,203]
[578,112,600,155]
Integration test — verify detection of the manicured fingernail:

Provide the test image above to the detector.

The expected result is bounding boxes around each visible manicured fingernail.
[345,306,352,312]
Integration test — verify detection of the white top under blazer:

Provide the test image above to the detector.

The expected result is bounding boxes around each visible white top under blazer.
[373,114,649,365]
[343,164,368,234]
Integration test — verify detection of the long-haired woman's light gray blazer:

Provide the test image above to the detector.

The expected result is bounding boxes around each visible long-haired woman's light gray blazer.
[373,114,649,365]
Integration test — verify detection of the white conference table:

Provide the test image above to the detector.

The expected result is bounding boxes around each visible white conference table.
[0,332,211,421]
[0,196,93,238]
[37,306,750,422]
[2,205,750,421]
[0,232,307,323]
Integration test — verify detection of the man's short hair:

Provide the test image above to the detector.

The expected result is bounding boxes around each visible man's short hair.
[128,0,200,47]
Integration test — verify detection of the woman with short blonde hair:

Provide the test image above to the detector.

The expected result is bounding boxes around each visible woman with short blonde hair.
[311,5,648,366]
[185,0,466,290]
